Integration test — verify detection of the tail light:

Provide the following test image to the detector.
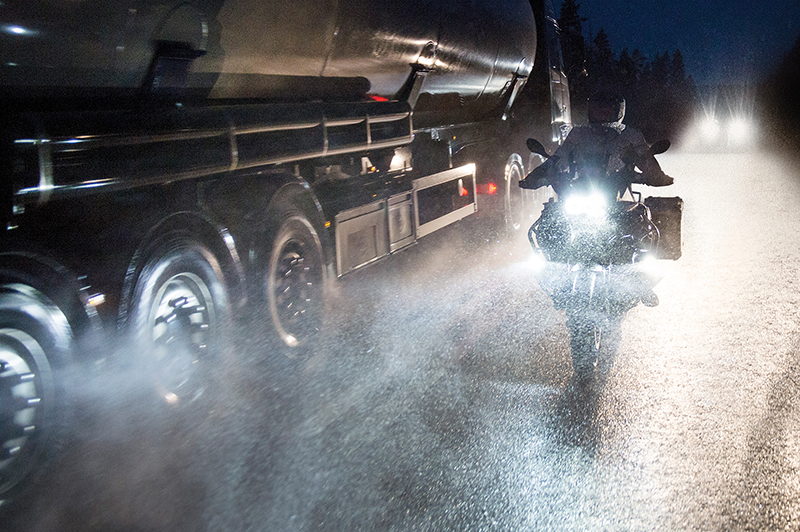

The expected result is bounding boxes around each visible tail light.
[476,183,497,195]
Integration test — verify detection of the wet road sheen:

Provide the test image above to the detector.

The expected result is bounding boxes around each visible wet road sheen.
[7,151,800,531]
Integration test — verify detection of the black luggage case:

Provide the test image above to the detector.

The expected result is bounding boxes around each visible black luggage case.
[644,196,683,260]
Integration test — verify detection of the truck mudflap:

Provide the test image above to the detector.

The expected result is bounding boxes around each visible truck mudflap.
[334,163,476,276]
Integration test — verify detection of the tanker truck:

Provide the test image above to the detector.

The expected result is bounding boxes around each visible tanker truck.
[0,0,570,505]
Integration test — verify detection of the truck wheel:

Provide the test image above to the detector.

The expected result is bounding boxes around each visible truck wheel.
[503,157,530,233]
[0,287,70,507]
[129,238,230,406]
[266,214,325,352]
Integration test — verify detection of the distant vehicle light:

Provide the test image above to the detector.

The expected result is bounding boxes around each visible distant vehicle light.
[727,117,753,146]
[686,88,759,152]
[699,118,721,140]
[487,183,497,195]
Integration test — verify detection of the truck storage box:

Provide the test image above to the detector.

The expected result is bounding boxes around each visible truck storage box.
[645,196,683,260]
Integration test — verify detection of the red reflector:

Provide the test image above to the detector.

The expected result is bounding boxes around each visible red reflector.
[487,183,497,194]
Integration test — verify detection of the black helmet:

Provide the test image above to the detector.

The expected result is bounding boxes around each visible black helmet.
[588,87,626,125]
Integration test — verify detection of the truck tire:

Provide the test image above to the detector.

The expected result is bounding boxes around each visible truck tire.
[0,286,71,507]
[505,153,550,236]
[504,155,540,235]
[265,213,326,353]
[128,237,231,406]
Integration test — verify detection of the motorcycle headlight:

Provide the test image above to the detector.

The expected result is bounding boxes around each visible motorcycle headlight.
[635,254,664,278]
[526,250,548,272]
[563,193,608,219]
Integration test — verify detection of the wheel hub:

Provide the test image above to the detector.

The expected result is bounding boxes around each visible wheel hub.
[0,330,45,495]
[273,242,319,346]
[149,274,213,403]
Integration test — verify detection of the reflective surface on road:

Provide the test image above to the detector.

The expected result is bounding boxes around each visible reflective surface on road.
[5,151,800,531]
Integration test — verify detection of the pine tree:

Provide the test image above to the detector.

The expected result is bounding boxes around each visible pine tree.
[558,0,584,42]
[761,34,800,150]
[546,4,697,139]
[585,28,617,91]
[670,50,686,86]
[558,0,587,82]
[650,52,671,88]
[618,49,634,80]
[558,0,588,115]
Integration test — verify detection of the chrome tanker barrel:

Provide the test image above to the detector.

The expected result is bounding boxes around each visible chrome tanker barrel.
[1,0,537,126]
[205,0,537,125]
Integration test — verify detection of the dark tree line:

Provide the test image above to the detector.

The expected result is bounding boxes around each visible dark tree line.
[557,0,696,142]
[759,35,800,154]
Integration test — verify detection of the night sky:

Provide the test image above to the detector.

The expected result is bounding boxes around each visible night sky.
[553,0,800,86]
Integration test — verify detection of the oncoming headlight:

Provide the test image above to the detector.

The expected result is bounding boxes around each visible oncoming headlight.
[727,116,754,146]
[698,117,721,141]
[564,193,607,219]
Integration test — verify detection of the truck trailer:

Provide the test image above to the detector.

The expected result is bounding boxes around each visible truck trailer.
[0,0,570,505]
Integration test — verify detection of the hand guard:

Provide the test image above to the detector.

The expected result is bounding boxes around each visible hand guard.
[518,165,551,189]
[631,171,674,187]
[649,172,674,187]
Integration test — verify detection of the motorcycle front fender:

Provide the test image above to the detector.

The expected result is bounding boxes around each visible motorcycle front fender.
[568,266,607,309]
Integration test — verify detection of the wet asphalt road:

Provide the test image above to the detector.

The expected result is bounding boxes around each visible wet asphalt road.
[6,150,800,531]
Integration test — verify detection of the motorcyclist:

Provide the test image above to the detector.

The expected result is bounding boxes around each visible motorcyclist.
[519,88,674,193]
[520,87,673,308]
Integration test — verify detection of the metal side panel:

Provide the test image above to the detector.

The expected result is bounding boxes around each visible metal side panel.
[388,192,415,252]
[335,200,389,276]
[413,163,476,239]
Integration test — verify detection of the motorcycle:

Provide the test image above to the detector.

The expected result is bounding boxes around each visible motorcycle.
[521,137,682,378]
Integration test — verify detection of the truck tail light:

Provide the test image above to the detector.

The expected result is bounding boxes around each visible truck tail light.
[476,183,497,195]
[458,178,468,197]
